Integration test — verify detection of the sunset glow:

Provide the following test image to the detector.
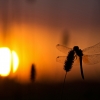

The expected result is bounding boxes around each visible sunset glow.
[12,51,19,73]
[0,47,19,76]
[0,0,100,83]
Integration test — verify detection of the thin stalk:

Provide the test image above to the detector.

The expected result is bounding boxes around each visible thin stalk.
[61,72,67,100]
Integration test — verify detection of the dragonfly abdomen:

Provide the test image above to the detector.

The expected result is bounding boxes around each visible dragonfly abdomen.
[64,50,75,72]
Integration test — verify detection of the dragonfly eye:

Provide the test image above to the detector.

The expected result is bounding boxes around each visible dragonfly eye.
[73,46,79,51]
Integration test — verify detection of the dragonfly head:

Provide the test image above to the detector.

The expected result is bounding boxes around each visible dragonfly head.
[73,46,83,56]
[73,46,79,51]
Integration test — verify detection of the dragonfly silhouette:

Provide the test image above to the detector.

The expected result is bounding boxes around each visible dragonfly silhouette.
[56,42,100,79]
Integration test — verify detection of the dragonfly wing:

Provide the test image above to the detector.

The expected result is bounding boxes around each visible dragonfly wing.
[83,42,100,54]
[82,54,100,65]
[56,56,67,64]
[56,44,72,54]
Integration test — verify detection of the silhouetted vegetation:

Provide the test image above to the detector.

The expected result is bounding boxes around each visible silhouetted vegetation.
[0,78,100,100]
[30,64,36,82]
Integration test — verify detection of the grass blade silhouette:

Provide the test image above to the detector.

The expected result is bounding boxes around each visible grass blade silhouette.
[61,72,67,100]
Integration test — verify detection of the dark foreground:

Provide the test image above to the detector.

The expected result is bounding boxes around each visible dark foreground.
[0,78,100,100]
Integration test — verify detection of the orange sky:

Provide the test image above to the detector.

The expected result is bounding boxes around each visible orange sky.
[0,0,100,83]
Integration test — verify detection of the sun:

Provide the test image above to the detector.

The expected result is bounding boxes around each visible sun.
[12,50,19,73]
[0,47,19,76]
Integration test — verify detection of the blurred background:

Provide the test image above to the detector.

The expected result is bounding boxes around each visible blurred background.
[0,0,100,99]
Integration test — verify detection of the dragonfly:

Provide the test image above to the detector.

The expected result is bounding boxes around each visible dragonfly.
[56,42,100,79]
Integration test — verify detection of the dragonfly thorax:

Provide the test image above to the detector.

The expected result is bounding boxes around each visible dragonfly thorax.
[73,46,83,57]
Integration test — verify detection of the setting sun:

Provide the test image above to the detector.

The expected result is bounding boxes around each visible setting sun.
[12,50,19,73]
[0,47,19,77]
